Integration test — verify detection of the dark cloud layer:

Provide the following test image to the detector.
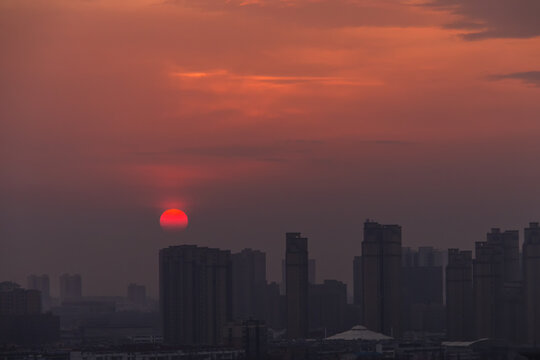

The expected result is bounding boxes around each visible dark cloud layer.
[426,0,540,40]
[490,71,540,87]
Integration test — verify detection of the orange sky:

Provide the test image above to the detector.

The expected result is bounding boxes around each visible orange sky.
[2,0,540,295]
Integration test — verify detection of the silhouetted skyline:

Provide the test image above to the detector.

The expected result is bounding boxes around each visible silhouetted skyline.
[3,0,540,297]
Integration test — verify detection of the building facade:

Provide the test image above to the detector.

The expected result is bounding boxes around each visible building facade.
[401,247,444,333]
[232,248,266,321]
[0,282,59,345]
[524,222,540,345]
[285,232,309,339]
[308,280,347,336]
[446,249,473,340]
[159,245,232,345]
[473,228,522,340]
[352,256,363,319]
[361,220,402,337]
[27,274,51,311]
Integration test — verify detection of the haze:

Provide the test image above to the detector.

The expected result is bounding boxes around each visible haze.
[2,0,540,296]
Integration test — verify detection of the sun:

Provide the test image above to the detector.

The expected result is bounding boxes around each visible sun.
[160,209,188,232]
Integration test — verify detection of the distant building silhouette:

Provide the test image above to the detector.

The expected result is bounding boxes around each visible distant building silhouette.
[281,257,316,295]
[285,232,309,339]
[352,256,363,322]
[473,240,501,339]
[127,283,146,307]
[223,319,267,360]
[487,228,520,282]
[0,282,41,315]
[362,220,402,337]
[27,274,51,311]
[401,247,445,333]
[264,282,285,330]
[159,245,232,345]
[308,259,316,285]
[524,222,540,345]
[59,273,82,302]
[232,248,266,321]
[308,280,347,337]
[473,228,521,340]
[446,249,473,340]
[0,282,59,345]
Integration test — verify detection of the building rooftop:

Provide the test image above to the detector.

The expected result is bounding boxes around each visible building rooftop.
[325,325,393,342]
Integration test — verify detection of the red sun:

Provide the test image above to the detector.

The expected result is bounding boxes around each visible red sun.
[160,209,188,232]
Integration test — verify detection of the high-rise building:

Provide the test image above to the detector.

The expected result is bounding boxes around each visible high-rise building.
[402,247,444,333]
[159,245,232,345]
[524,222,540,345]
[352,256,362,307]
[308,259,316,285]
[473,228,521,340]
[27,275,51,311]
[281,257,316,295]
[446,249,473,340]
[352,256,364,327]
[0,282,59,345]
[232,248,266,321]
[486,228,520,282]
[361,220,402,337]
[473,240,502,339]
[127,283,146,307]
[285,232,308,339]
[59,274,82,302]
[0,283,41,316]
[308,280,347,336]
[487,229,524,344]
[264,282,285,331]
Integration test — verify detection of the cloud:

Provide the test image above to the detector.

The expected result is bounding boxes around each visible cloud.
[489,71,540,87]
[171,70,383,86]
[424,0,540,40]
[164,0,436,29]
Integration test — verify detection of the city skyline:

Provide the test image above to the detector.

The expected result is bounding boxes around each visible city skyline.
[3,0,540,355]
[2,221,540,350]
[3,0,540,298]
[5,219,540,298]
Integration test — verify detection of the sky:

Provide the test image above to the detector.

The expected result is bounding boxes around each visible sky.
[1,0,540,297]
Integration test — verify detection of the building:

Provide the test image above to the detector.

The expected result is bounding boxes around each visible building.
[223,320,267,360]
[446,249,473,340]
[264,282,285,331]
[0,282,59,345]
[27,274,51,311]
[159,245,232,345]
[361,220,402,337]
[232,248,266,321]
[309,259,316,284]
[70,348,244,360]
[281,257,316,295]
[127,283,146,307]
[352,256,363,322]
[487,228,520,282]
[285,232,309,339]
[59,273,82,302]
[309,280,348,337]
[524,222,540,345]
[0,283,41,316]
[473,228,521,340]
[401,247,444,333]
